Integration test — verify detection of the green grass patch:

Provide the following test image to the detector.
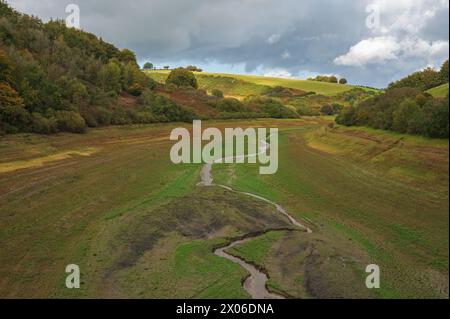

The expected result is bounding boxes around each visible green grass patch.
[426,83,449,98]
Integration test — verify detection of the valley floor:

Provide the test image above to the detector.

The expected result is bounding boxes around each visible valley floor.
[0,118,448,298]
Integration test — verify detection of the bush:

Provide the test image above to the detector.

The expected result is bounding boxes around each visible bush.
[138,90,196,122]
[392,99,420,133]
[55,111,86,133]
[320,104,334,115]
[210,98,246,112]
[127,83,144,96]
[30,113,58,134]
[336,107,356,126]
[95,107,112,126]
[245,97,297,118]
[440,60,449,83]
[166,68,198,89]
[211,89,224,98]
[111,106,132,125]
[339,78,348,85]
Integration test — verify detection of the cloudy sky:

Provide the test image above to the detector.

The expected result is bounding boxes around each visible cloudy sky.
[7,0,449,88]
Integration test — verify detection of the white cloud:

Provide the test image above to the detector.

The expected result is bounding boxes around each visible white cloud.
[281,50,291,59]
[262,68,294,79]
[334,36,399,66]
[266,34,281,45]
[335,0,449,67]
[334,36,449,66]
[5,0,448,87]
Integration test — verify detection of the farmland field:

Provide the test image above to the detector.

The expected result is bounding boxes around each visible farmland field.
[1,118,447,298]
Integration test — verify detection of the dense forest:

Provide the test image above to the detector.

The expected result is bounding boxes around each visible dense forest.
[337,61,449,138]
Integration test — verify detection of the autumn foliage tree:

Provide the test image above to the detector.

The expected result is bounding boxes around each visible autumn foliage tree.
[166,68,198,89]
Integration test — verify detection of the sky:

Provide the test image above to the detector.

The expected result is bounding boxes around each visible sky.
[6,0,450,88]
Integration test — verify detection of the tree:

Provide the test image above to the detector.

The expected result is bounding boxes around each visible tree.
[421,97,449,138]
[186,65,203,72]
[55,110,86,133]
[329,76,338,83]
[0,50,12,83]
[0,82,29,132]
[143,62,154,70]
[440,60,449,83]
[336,107,356,126]
[388,67,443,91]
[166,67,198,89]
[99,59,122,93]
[392,98,419,133]
[163,66,170,70]
[339,78,348,85]
[119,49,137,65]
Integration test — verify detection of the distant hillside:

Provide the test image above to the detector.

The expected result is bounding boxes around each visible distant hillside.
[147,70,378,97]
[147,70,380,116]
[388,60,448,92]
[427,83,449,98]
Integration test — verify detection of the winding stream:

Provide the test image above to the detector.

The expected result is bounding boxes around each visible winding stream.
[198,137,312,299]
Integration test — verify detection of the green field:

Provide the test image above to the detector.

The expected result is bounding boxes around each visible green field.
[427,83,449,97]
[0,119,448,298]
[146,70,377,97]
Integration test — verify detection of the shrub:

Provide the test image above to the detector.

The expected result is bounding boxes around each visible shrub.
[211,89,224,98]
[80,110,98,128]
[55,111,86,133]
[111,106,132,125]
[210,98,246,112]
[336,107,356,126]
[95,107,112,126]
[138,90,196,122]
[128,83,144,96]
[245,97,297,118]
[439,60,448,83]
[166,67,198,89]
[30,112,58,134]
[392,99,419,133]
[339,78,348,85]
[320,104,334,115]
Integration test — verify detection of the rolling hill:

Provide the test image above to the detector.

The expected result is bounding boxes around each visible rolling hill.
[146,70,379,97]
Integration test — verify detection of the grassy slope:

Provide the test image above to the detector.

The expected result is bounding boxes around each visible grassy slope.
[214,121,449,298]
[146,70,376,97]
[0,120,297,298]
[426,83,449,98]
[0,119,448,298]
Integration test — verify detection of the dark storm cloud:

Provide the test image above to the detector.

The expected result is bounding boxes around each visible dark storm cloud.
[7,0,449,87]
